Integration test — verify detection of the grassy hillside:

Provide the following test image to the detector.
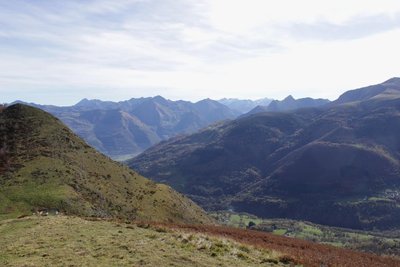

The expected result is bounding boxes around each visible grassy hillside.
[0,216,289,267]
[1,215,399,267]
[0,104,211,224]
[129,79,400,230]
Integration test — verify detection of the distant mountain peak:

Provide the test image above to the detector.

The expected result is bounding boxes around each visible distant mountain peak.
[150,95,169,105]
[153,95,166,100]
[76,98,89,103]
[196,98,214,104]
[75,98,97,106]
[283,95,295,101]
[383,77,400,85]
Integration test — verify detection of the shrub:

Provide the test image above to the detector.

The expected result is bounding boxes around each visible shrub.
[278,255,296,264]
[247,221,256,228]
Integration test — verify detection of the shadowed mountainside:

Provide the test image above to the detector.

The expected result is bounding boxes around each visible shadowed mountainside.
[0,104,212,224]
[129,78,400,230]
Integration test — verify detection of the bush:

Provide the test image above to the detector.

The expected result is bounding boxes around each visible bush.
[247,221,256,228]
[279,255,296,264]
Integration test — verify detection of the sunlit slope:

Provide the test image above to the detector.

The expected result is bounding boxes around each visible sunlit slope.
[0,104,211,224]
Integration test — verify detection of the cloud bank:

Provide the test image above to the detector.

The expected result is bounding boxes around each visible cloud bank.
[1,0,400,105]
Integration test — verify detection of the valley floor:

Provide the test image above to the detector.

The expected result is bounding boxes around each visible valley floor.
[211,211,400,257]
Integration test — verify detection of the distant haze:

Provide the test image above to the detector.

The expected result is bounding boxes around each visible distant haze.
[1,0,400,105]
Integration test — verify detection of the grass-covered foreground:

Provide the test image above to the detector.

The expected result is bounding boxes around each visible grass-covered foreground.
[0,215,290,267]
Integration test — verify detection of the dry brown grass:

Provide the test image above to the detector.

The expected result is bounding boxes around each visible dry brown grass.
[2,215,399,266]
[0,216,290,267]
[154,222,400,267]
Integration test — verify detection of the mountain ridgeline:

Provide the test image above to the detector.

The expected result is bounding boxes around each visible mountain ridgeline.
[245,95,330,116]
[16,95,330,161]
[19,96,239,160]
[129,78,400,230]
[0,104,211,224]
[218,98,273,113]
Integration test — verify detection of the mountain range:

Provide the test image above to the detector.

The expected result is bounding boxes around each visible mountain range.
[2,103,397,267]
[0,103,211,224]
[14,97,239,160]
[129,78,400,230]
[245,95,330,116]
[15,95,329,161]
[218,97,274,113]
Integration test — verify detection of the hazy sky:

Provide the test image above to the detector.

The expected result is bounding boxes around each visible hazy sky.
[1,0,400,105]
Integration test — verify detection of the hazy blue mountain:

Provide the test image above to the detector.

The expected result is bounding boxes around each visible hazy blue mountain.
[129,78,400,230]
[218,98,273,113]
[245,95,330,116]
[12,96,239,160]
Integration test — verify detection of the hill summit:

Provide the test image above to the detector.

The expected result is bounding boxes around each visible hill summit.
[0,104,211,224]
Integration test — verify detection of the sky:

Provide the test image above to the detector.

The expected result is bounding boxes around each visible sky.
[1,0,400,105]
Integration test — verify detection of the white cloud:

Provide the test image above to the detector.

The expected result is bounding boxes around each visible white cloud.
[206,0,400,31]
[0,0,400,105]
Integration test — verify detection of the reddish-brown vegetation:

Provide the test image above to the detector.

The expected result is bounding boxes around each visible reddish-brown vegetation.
[83,216,400,266]
[153,222,400,267]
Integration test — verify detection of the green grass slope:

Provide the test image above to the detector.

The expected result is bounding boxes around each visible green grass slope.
[0,216,288,267]
[0,104,211,224]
